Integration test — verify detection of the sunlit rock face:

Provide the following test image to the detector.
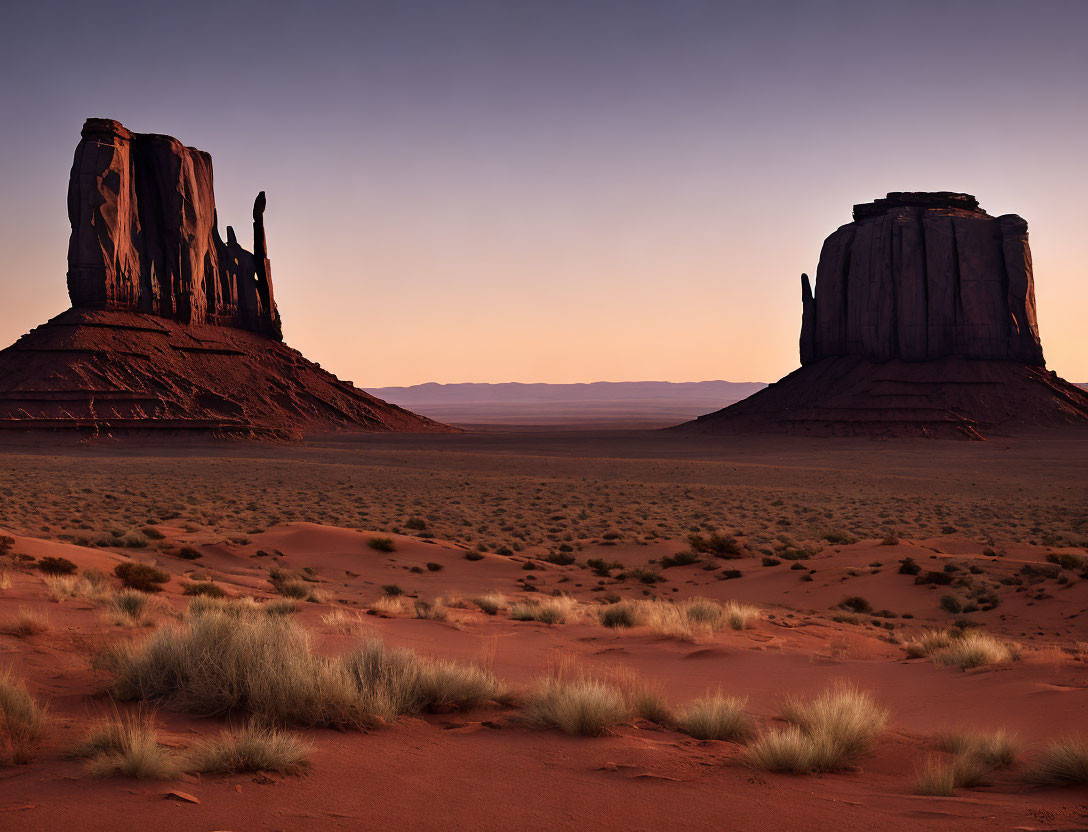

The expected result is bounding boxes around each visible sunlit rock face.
[66,118,280,339]
[799,192,1042,366]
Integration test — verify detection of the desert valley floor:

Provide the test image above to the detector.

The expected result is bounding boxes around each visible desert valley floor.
[0,429,1086,831]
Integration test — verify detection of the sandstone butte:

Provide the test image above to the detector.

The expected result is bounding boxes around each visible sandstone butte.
[0,118,450,438]
[680,191,1088,438]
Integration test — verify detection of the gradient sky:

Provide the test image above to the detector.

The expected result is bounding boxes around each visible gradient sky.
[1,0,1085,386]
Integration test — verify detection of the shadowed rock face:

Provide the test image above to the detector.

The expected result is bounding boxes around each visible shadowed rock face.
[799,192,1042,366]
[66,118,280,339]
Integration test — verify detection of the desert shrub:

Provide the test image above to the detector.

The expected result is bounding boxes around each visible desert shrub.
[916,570,953,586]
[185,723,310,774]
[175,546,202,560]
[1047,552,1088,571]
[1026,738,1088,786]
[464,551,484,561]
[140,527,166,541]
[624,566,664,584]
[468,593,506,615]
[525,676,628,736]
[122,533,149,549]
[425,562,443,572]
[37,556,78,576]
[680,693,752,740]
[939,595,963,614]
[823,531,855,545]
[381,584,404,597]
[545,551,576,566]
[751,684,886,773]
[181,581,227,598]
[404,517,427,531]
[718,569,743,580]
[838,596,872,614]
[1,606,49,637]
[880,530,899,546]
[688,533,742,558]
[660,550,700,568]
[114,562,170,593]
[0,670,47,764]
[73,712,180,780]
[368,537,396,553]
[898,557,921,575]
[586,558,622,576]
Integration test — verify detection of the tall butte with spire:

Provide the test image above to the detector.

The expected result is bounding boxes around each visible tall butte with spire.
[0,118,450,437]
[680,191,1088,438]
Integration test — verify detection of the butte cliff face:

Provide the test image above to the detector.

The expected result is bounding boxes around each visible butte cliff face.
[799,192,1041,366]
[67,118,280,338]
[680,192,1088,438]
[0,118,450,437]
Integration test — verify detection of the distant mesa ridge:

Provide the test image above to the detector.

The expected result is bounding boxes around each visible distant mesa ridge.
[0,118,449,437]
[682,191,1088,438]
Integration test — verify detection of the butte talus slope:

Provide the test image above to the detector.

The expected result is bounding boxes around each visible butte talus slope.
[681,192,1088,438]
[0,118,449,437]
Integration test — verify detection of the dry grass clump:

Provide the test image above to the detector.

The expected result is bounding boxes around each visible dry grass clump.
[596,598,756,638]
[97,610,365,726]
[370,595,411,616]
[0,670,47,764]
[340,639,507,720]
[468,593,506,615]
[904,629,1019,669]
[73,712,180,780]
[605,667,672,725]
[749,684,887,774]
[1,606,50,637]
[107,589,161,626]
[913,754,995,795]
[322,608,366,634]
[598,600,640,629]
[185,723,310,774]
[722,600,761,631]
[526,675,629,736]
[680,693,752,741]
[934,728,1020,768]
[903,628,956,658]
[932,631,1019,670]
[510,596,580,625]
[412,599,448,621]
[45,573,108,603]
[1025,738,1088,786]
[97,611,505,727]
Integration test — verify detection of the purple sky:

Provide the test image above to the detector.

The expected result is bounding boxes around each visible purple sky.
[1,0,1085,385]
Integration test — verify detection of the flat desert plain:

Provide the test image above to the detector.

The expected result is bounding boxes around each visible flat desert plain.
[0,430,1086,831]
